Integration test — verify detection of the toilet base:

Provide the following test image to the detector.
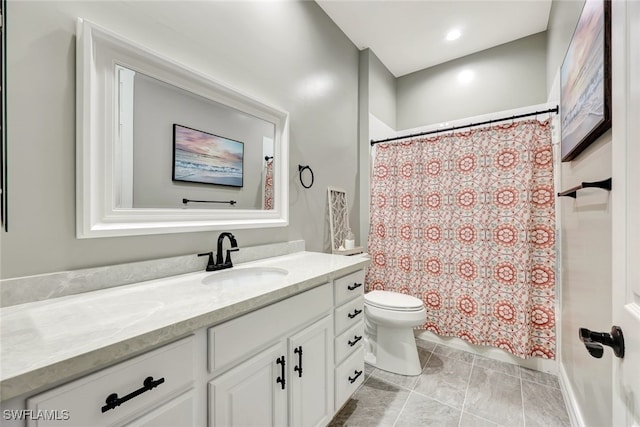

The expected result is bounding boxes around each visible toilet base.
[367,325,422,376]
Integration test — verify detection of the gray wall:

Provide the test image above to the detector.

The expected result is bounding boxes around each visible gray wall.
[132,73,274,210]
[558,134,612,427]
[367,50,397,130]
[357,49,397,249]
[547,1,613,425]
[2,1,359,278]
[396,32,547,130]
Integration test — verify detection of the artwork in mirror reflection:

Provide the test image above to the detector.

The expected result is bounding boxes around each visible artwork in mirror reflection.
[117,66,276,210]
[173,124,244,188]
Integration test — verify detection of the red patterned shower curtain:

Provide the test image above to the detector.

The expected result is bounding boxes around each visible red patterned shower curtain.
[263,159,274,210]
[365,119,556,359]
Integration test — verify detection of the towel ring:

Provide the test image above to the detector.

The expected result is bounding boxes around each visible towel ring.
[298,165,314,189]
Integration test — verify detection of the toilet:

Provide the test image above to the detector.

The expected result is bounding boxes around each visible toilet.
[364,290,427,376]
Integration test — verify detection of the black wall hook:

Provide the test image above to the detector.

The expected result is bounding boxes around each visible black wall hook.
[298,165,314,189]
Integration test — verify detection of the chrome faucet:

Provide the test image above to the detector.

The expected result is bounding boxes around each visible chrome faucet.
[198,232,239,271]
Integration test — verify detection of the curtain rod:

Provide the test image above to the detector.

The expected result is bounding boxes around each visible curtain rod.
[370,105,559,146]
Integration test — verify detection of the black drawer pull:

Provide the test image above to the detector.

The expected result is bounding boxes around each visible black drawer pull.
[276,356,286,389]
[348,335,362,347]
[348,370,363,384]
[348,308,362,319]
[101,376,165,413]
[347,282,363,291]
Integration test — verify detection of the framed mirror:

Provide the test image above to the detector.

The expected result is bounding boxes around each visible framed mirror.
[76,19,289,238]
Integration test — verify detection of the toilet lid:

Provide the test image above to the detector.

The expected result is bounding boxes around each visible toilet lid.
[365,290,425,311]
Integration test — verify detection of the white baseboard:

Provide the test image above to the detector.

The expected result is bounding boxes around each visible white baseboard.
[414,330,558,374]
[558,362,586,427]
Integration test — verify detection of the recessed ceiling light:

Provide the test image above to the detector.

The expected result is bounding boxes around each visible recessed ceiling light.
[446,29,461,41]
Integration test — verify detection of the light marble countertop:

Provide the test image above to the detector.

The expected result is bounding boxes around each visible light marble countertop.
[0,251,369,401]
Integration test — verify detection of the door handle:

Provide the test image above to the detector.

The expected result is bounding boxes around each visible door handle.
[276,356,286,389]
[578,326,625,358]
[294,346,303,378]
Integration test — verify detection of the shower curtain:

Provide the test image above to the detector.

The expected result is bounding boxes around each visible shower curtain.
[366,119,556,359]
[263,158,274,210]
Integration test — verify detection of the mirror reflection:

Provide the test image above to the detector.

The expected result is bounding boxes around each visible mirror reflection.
[116,66,276,210]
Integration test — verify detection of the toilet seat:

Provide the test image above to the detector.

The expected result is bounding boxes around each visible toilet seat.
[364,290,424,312]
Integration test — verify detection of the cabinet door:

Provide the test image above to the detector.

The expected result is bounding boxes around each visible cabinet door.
[209,342,287,427]
[288,315,334,427]
[124,389,195,427]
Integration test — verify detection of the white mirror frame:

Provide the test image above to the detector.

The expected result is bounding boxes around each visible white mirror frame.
[76,19,289,238]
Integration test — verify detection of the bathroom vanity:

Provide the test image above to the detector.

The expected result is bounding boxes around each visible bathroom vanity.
[0,16,368,426]
[0,251,368,426]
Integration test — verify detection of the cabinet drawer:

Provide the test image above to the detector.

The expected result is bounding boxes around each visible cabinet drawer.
[335,321,364,364]
[208,283,332,373]
[124,389,195,427]
[334,269,365,306]
[334,296,364,335]
[334,347,365,410]
[26,336,194,427]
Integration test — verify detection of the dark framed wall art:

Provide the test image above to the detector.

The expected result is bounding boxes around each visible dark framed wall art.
[560,0,612,162]
[172,124,244,188]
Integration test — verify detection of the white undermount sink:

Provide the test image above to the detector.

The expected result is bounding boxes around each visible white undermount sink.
[201,267,289,287]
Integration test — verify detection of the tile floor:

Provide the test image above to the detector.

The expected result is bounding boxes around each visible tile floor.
[330,338,571,427]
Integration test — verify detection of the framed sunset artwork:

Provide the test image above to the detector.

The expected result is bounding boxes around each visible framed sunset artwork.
[560,0,611,162]
[172,124,244,188]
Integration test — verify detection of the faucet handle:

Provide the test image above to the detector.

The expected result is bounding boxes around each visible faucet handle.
[198,252,216,271]
[224,248,239,266]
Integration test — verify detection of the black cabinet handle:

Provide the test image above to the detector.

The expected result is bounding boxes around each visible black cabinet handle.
[347,282,363,291]
[276,356,286,389]
[348,308,362,319]
[348,370,363,384]
[101,376,165,413]
[348,335,362,347]
[294,346,303,378]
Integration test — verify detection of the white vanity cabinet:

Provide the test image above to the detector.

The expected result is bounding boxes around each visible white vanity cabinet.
[6,264,369,427]
[208,341,288,427]
[24,336,195,427]
[332,269,366,410]
[123,390,196,427]
[287,315,334,427]
[209,316,333,427]
[207,282,334,427]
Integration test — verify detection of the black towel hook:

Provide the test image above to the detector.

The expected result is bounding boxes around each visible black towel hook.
[298,165,314,189]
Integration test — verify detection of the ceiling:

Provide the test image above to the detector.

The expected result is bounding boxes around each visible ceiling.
[315,0,552,77]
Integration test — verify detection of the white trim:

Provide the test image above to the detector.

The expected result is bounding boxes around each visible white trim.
[415,331,558,374]
[76,19,289,238]
[116,65,135,208]
[611,1,640,425]
[558,362,586,427]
